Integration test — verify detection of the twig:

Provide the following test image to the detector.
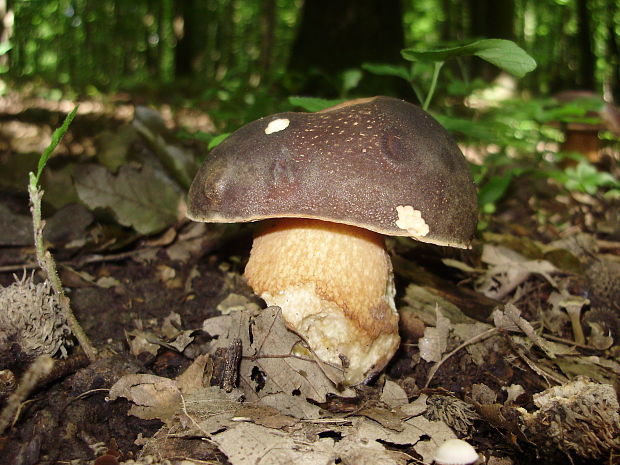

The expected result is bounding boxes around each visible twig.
[0,355,55,434]
[424,327,498,389]
[0,248,157,274]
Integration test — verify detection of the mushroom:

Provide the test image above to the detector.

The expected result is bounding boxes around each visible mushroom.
[187,96,477,385]
[433,438,480,465]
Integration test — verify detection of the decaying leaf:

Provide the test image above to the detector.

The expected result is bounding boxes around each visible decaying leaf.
[187,405,455,465]
[379,380,409,409]
[216,293,261,315]
[210,422,335,465]
[401,284,476,326]
[126,330,160,357]
[74,163,182,235]
[95,125,138,172]
[452,321,499,366]
[340,415,456,464]
[107,373,182,424]
[127,364,459,465]
[203,306,352,419]
[175,354,210,394]
[492,304,557,359]
[554,354,620,385]
[0,203,32,246]
[478,244,558,299]
[419,306,451,363]
[126,313,195,356]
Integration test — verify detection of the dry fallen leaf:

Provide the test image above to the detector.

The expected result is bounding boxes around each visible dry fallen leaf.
[74,163,182,235]
[419,306,451,363]
[401,284,476,326]
[211,422,335,465]
[478,244,558,299]
[203,306,353,419]
[107,373,181,424]
[379,380,409,409]
[492,304,556,359]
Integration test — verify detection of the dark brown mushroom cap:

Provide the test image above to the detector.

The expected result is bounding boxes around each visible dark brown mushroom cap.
[187,96,478,248]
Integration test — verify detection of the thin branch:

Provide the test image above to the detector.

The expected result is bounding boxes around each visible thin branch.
[0,355,54,434]
[424,327,498,389]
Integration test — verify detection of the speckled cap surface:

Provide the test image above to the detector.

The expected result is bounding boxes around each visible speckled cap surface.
[187,96,478,248]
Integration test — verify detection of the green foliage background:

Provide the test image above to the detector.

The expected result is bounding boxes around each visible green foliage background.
[3,0,619,99]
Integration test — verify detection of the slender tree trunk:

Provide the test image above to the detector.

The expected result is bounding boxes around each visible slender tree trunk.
[175,0,200,77]
[576,0,595,90]
[605,0,619,102]
[468,0,515,41]
[259,0,276,78]
[216,0,235,78]
[0,0,14,69]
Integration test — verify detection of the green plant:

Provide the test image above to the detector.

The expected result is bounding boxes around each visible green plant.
[28,106,97,361]
[547,160,620,196]
[365,39,536,110]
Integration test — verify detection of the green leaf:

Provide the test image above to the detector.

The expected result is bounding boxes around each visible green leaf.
[208,132,231,150]
[288,96,345,112]
[478,172,513,207]
[559,160,620,194]
[34,105,79,186]
[341,68,363,93]
[0,41,12,55]
[74,164,182,235]
[401,39,536,77]
[361,63,411,81]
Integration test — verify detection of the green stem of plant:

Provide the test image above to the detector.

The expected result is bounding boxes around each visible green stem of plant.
[408,63,424,105]
[423,61,444,111]
[28,175,97,362]
[455,56,470,86]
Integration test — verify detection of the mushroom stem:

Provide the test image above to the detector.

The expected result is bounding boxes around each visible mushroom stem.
[244,218,400,385]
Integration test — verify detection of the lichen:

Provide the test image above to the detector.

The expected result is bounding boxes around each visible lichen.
[522,377,620,459]
[425,394,479,435]
[0,273,71,362]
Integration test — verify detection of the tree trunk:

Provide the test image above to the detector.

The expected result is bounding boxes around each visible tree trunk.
[259,0,276,78]
[575,0,595,90]
[174,0,197,77]
[0,0,13,69]
[288,0,405,97]
[468,0,515,41]
[605,0,619,102]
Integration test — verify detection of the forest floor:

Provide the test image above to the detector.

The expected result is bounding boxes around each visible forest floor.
[0,93,619,465]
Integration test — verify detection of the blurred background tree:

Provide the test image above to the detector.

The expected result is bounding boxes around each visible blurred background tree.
[1,0,619,103]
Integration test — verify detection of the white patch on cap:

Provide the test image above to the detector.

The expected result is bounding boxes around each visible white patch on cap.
[265,118,290,134]
[395,205,429,237]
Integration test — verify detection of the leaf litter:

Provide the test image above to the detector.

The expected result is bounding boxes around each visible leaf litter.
[109,306,461,464]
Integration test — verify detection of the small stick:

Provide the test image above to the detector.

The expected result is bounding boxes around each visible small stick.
[0,355,55,434]
[424,327,498,389]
